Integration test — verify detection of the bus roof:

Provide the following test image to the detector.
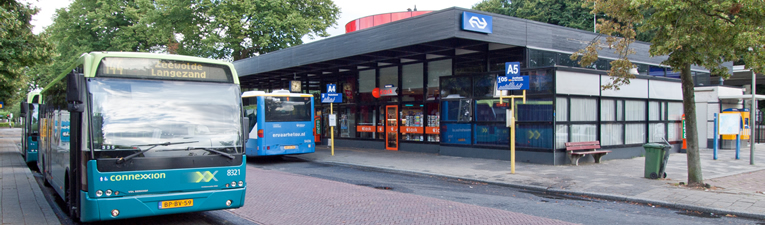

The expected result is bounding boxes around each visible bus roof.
[241,90,313,98]
[26,90,41,103]
[86,52,239,84]
[43,52,240,92]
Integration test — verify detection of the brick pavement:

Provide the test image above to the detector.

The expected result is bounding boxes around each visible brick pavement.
[232,166,575,225]
[0,130,59,225]
[706,170,765,194]
[296,145,765,220]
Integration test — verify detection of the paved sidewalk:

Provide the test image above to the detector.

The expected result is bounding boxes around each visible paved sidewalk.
[0,129,59,225]
[295,144,765,220]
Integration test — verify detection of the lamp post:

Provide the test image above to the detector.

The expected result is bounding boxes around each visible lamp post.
[752,71,756,165]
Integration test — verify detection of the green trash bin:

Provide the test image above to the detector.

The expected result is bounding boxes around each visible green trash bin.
[643,143,669,179]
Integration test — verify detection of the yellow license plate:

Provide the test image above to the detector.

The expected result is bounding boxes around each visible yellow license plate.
[159,199,193,209]
[284,145,296,149]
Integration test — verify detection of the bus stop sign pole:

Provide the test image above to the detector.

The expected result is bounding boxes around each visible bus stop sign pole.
[497,62,528,174]
[322,84,342,156]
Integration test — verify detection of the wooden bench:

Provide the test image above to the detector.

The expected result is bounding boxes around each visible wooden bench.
[565,141,612,166]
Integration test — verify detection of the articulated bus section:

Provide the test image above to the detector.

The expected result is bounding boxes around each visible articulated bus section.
[20,90,41,164]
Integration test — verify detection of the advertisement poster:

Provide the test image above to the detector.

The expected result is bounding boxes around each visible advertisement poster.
[442,123,471,145]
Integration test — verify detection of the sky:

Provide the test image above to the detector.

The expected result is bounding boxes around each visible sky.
[22,0,481,42]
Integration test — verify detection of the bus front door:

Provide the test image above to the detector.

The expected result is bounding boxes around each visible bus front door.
[386,105,398,150]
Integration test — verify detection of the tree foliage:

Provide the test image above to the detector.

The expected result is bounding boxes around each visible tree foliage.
[473,0,595,32]
[0,1,53,109]
[146,0,340,60]
[36,0,339,83]
[41,0,168,85]
[573,0,765,187]
[472,0,656,42]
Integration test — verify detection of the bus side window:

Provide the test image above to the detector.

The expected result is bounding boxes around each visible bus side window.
[248,113,256,131]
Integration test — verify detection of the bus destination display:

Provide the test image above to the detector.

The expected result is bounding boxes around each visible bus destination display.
[97,57,233,83]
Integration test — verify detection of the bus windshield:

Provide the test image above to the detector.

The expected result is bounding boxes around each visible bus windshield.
[89,78,242,158]
[264,96,311,122]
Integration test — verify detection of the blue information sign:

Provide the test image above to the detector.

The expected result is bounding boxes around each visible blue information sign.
[327,84,337,93]
[461,12,493,34]
[505,62,520,76]
[321,93,343,103]
[61,121,70,142]
[497,76,530,90]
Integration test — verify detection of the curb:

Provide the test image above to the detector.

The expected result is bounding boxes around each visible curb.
[307,159,765,221]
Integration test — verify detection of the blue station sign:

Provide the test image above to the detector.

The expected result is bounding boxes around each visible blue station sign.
[505,62,520,76]
[321,93,343,103]
[326,84,337,93]
[461,11,493,34]
[497,76,530,90]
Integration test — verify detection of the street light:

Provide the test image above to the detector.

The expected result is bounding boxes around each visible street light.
[751,70,756,165]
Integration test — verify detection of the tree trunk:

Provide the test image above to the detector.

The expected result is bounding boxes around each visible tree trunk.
[680,63,703,186]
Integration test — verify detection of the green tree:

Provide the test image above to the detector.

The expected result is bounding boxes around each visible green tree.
[473,0,595,32]
[41,0,169,84]
[573,0,765,187]
[0,1,53,111]
[473,0,657,42]
[146,0,340,60]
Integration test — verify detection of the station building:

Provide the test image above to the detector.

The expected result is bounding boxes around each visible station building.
[233,7,717,164]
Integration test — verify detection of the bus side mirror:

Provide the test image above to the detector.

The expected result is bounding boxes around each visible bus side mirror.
[242,117,249,143]
[20,102,27,117]
[67,71,84,112]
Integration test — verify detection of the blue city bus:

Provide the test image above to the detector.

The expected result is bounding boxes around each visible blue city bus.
[242,90,315,156]
[19,90,41,165]
[37,52,248,222]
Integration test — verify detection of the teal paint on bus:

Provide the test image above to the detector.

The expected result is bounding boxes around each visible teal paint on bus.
[80,158,246,222]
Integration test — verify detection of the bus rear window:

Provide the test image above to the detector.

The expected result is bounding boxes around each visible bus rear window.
[264,97,311,122]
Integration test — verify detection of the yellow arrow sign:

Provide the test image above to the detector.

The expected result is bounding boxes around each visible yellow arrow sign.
[527,130,542,139]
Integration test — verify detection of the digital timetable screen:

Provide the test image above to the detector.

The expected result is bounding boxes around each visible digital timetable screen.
[96,57,234,83]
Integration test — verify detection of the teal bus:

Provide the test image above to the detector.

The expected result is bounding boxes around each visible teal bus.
[20,90,42,165]
[37,52,248,222]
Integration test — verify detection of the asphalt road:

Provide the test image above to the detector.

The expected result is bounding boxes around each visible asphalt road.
[249,155,764,225]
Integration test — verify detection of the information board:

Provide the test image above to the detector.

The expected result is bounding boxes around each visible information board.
[497,76,529,90]
[719,113,742,135]
[321,93,343,103]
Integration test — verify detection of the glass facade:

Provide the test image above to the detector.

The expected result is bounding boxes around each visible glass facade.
[402,63,424,102]
[259,46,685,157]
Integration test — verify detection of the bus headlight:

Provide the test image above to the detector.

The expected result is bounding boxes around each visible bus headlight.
[105,189,112,196]
[96,190,103,197]
[111,209,120,217]
[238,181,243,186]
[231,181,236,187]
[226,200,232,206]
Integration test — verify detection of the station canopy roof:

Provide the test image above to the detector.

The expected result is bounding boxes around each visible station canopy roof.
[233,7,673,89]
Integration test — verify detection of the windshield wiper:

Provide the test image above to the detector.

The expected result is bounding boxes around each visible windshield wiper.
[194,147,235,160]
[116,141,199,164]
[154,147,236,160]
